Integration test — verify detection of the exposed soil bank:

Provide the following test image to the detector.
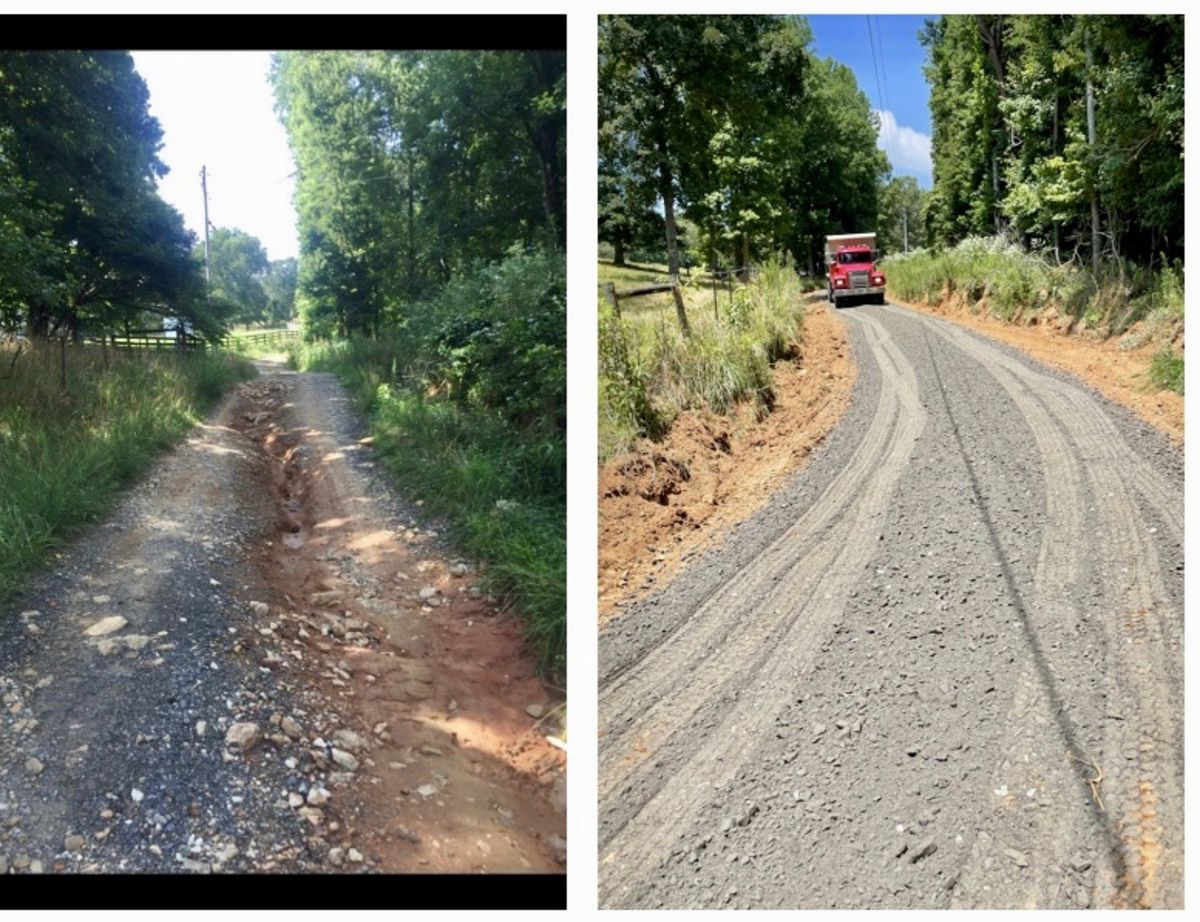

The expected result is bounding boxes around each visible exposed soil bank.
[598,297,855,619]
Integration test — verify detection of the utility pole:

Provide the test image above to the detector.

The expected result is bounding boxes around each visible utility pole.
[200,165,211,298]
[903,209,909,254]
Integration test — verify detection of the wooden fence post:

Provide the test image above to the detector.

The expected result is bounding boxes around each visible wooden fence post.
[603,281,621,318]
[671,283,692,338]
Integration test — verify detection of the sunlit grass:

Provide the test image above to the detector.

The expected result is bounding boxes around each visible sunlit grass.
[0,344,254,604]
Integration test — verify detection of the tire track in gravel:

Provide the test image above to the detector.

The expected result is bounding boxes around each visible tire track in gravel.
[599,299,1182,909]
[599,311,927,907]
[902,308,1183,907]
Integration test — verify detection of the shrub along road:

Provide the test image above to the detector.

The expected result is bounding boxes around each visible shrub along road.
[0,361,564,875]
[599,299,1182,909]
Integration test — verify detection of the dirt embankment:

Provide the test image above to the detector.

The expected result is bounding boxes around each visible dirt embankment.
[888,292,1183,442]
[598,297,855,619]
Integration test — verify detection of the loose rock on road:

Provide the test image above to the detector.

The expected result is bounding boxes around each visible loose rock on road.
[599,300,1182,909]
[1,361,564,875]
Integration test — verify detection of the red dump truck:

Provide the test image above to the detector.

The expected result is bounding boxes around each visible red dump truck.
[825,233,886,307]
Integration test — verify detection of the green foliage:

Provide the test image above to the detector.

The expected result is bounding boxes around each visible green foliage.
[922,15,1183,266]
[0,52,216,339]
[197,228,270,326]
[271,50,564,339]
[1148,350,1183,396]
[288,248,565,672]
[599,260,804,459]
[599,15,888,277]
[884,236,1186,337]
[0,345,253,603]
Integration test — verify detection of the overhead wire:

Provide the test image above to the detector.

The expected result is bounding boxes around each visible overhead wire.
[866,15,893,165]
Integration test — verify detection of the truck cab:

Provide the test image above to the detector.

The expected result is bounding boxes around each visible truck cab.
[825,233,886,307]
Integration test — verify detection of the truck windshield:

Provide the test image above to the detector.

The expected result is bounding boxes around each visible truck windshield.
[838,251,871,264]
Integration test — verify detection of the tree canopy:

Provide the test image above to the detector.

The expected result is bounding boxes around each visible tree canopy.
[270,50,565,339]
[0,52,217,338]
[921,15,1183,265]
[599,15,889,275]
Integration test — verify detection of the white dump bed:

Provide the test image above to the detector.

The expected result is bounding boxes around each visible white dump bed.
[825,232,876,264]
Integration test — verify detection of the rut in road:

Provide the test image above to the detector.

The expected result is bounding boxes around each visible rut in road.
[599,301,1182,909]
[0,362,564,875]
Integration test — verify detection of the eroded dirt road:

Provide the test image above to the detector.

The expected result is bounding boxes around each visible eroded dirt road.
[599,300,1182,909]
[1,361,564,875]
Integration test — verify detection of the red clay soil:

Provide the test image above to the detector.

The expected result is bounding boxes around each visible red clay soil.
[889,292,1183,443]
[598,298,855,621]
[235,371,565,873]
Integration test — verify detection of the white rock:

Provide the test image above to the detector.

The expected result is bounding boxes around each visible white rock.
[131,788,144,803]
[525,703,546,719]
[248,601,270,616]
[332,729,368,752]
[347,848,364,863]
[307,787,331,806]
[224,722,262,753]
[280,716,302,739]
[330,748,360,772]
[417,784,438,798]
[195,720,207,737]
[84,616,128,637]
[288,793,304,808]
[418,586,439,600]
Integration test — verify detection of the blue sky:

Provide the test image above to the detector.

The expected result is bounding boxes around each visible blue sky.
[808,14,936,188]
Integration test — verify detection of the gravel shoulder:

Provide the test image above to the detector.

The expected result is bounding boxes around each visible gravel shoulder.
[598,299,1182,909]
[1,362,564,876]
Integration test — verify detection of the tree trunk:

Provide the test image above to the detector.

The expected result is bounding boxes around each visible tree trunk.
[1086,28,1102,269]
[527,52,565,249]
[613,238,626,267]
[660,158,680,279]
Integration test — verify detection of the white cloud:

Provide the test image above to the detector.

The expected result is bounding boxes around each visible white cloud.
[875,110,932,186]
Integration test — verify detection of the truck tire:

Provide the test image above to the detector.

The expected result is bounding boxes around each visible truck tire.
[875,293,886,305]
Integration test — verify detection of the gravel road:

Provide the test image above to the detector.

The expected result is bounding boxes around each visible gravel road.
[599,300,1183,909]
[1,363,564,876]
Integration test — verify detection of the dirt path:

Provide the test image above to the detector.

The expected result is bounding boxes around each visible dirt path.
[0,361,564,875]
[599,299,1182,909]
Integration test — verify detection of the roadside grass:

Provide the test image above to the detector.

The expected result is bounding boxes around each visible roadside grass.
[1149,350,1184,395]
[0,344,254,605]
[290,339,566,673]
[287,248,566,673]
[883,236,1184,390]
[599,260,806,460]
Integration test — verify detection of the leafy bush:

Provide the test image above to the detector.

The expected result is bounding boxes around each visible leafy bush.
[1149,350,1184,395]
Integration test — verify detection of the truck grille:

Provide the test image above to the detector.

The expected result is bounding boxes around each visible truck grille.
[850,270,870,288]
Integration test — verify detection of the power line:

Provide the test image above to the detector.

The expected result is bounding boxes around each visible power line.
[874,16,894,132]
[866,15,892,164]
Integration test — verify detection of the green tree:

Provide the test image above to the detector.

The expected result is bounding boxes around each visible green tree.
[0,51,212,339]
[199,228,270,325]
[262,258,298,325]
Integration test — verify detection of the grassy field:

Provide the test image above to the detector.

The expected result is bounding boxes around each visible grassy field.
[0,343,254,604]
[883,237,1184,394]
[599,260,810,459]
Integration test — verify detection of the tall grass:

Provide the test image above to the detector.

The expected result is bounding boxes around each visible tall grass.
[883,236,1184,335]
[0,344,253,604]
[883,237,1184,391]
[599,260,805,459]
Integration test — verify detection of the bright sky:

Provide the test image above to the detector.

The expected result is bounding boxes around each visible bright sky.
[808,14,935,188]
[130,51,299,262]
